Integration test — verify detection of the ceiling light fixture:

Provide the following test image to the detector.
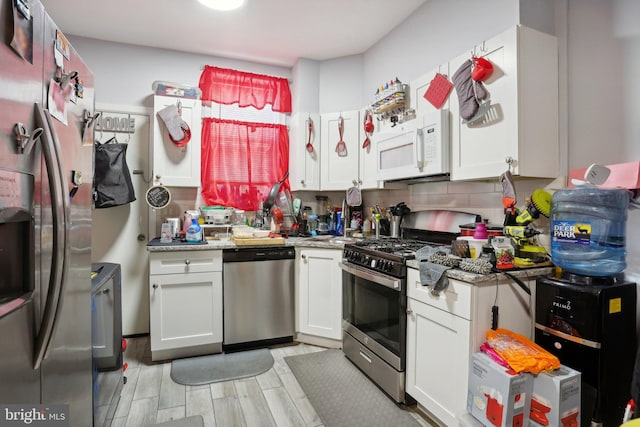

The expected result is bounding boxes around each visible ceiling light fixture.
[197,0,246,11]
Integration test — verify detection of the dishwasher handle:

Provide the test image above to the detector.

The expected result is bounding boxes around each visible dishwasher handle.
[223,247,295,262]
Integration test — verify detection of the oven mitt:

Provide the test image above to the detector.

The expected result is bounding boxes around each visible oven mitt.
[452,59,489,120]
[157,104,188,142]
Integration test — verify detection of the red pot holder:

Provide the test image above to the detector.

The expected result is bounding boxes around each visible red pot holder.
[423,73,453,109]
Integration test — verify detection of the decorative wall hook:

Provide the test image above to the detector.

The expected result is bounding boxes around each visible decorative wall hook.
[82,110,101,141]
[15,122,43,155]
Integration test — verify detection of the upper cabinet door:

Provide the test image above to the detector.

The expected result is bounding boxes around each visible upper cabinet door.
[449,26,559,181]
[152,95,202,187]
[410,63,451,118]
[358,108,383,190]
[320,110,360,191]
[289,112,321,191]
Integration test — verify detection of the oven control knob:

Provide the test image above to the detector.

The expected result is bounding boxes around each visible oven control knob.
[370,259,377,268]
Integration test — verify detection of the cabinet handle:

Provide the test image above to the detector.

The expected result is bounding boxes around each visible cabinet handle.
[300,179,305,185]
[358,179,362,185]
[152,284,158,289]
[184,259,190,265]
[301,254,307,260]
[102,288,110,294]
[406,309,413,315]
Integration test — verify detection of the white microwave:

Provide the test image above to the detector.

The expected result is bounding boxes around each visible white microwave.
[375,109,450,181]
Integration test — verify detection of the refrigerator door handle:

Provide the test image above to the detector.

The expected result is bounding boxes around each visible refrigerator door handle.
[33,103,70,369]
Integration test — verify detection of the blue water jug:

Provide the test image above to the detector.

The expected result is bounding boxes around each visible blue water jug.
[185,218,202,242]
[550,187,628,276]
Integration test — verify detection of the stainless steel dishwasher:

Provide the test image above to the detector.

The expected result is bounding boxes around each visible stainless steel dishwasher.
[222,246,295,349]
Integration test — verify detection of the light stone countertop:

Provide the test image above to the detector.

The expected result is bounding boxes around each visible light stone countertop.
[146,235,350,252]
[406,258,553,283]
[146,237,554,283]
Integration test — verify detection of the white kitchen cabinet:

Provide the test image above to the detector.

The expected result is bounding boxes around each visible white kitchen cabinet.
[409,64,451,118]
[289,112,321,191]
[449,25,559,181]
[295,248,342,347]
[148,250,223,361]
[405,267,536,426]
[320,110,382,190]
[151,95,202,187]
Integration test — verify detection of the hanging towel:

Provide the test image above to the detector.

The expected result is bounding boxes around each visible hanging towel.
[415,246,453,296]
[94,137,136,208]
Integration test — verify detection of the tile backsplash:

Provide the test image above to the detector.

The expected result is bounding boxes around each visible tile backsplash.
[150,177,561,236]
[361,177,559,225]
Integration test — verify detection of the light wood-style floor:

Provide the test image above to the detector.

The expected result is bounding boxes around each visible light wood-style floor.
[109,336,435,427]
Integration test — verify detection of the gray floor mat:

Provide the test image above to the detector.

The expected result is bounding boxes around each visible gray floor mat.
[285,350,420,427]
[170,348,274,386]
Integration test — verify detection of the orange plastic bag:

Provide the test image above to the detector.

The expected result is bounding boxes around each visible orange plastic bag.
[485,328,560,374]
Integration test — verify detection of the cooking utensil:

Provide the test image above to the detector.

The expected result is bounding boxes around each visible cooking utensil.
[471,56,493,82]
[305,116,314,153]
[335,115,347,157]
[264,171,289,210]
[362,110,374,148]
[271,206,284,224]
[292,198,301,215]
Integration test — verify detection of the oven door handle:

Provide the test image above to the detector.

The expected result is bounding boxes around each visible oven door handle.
[339,262,400,290]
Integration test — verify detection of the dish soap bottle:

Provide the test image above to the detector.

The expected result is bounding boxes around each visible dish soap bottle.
[186,218,202,243]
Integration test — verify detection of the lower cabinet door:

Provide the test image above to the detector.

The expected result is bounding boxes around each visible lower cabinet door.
[149,272,222,352]
[297,249,342,340]
[406,297,472,426]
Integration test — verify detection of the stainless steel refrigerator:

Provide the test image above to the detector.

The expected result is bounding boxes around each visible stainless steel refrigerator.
[0,0,95,425]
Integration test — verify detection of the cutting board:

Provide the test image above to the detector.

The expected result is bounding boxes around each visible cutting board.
[231,236,285,246]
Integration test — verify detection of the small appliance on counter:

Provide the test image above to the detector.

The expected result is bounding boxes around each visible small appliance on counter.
[535,273,636,427]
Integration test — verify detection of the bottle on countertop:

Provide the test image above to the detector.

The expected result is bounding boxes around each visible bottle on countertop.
[186,218,202,242]
[362,217,372,237]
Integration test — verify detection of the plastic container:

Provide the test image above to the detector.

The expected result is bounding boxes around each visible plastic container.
[307,214,318,233]
[457,236,488,259]
[473,222,488,239]
[185,218,202,242]
[550,187,628,276]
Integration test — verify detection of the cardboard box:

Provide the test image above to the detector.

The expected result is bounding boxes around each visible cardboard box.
[529,365,581,427]
[467,352,533,427]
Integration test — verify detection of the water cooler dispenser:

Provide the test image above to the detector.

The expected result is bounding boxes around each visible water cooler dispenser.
[535,274,636,427]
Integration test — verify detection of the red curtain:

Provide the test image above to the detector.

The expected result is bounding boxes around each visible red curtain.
[201,118,290,211]
[199,66,292,113]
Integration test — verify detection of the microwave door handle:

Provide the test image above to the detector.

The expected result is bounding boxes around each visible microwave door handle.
[415,128,424,171]
[33,103,69,369]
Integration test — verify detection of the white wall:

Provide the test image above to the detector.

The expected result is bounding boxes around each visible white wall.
[67,37,292,107]
[362,0,521,97]
[317,55,364,113]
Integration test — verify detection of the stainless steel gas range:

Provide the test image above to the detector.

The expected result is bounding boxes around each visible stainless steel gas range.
[339,210,479,403]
